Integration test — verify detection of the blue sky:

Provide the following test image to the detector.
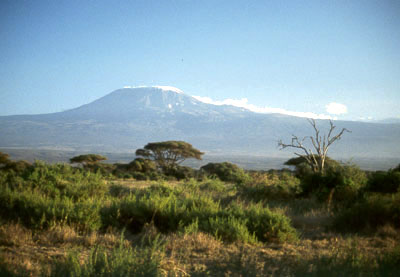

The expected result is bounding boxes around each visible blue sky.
[1,0,399,120]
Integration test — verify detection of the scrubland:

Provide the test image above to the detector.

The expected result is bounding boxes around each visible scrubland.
[1,160,399,276]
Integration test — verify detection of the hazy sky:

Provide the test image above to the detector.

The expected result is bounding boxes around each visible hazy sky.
[1,0,399,121]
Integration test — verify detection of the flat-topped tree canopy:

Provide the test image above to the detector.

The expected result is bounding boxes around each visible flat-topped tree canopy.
[0,152,10,165]
[135,141,204,169]
[70,154,107,165]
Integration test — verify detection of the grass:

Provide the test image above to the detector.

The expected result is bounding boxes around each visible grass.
[0,162,399,276]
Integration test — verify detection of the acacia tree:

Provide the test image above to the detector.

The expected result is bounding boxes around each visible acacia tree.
[0,152,10,166]
[278,119,350,173]
[135,141,204,170]
[70,154,107,167]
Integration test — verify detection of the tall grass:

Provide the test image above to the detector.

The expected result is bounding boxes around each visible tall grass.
[52,234,164,277]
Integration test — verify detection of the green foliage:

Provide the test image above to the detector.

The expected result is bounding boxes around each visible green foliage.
[300,164,367,205]
[367,170,400,193]
[113,159,160,180]
[163,165,196,180]
[3,160,32,174]
[135,141,204,170]
[240,171,301,201]
[52,235,164,276]
[198,178,228,193]
[0,162,106,231]
[101,183,297,243]
[70,154,107,165]
[0,151,11,166]
[0,186,102,231]
[128,158,157,173]
[201,162,250,184]
[285,155,341,178]
[0,159,297,244]
[206,216,258,243]
[333,192,400,232]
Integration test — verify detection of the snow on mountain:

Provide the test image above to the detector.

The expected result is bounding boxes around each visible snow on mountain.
[122,85,183,94]
[152,86,183,94]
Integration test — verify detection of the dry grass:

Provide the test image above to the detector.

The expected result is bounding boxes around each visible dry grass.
[1,179,399,276]
[1,221,399,276]
[0,222,33,247]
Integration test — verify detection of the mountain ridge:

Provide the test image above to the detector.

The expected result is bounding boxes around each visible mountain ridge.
[1,86,399,160]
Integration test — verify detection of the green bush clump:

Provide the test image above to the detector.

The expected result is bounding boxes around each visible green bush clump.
[201,162,250,184]
[300,164,367,205]
[240,172,301,201]
[0,186,102,231]
[333,193,400,232]
[15,161,108,200]
[226,203,298,243]
[101,189,221,234]
[163,165,197,180]
[101,185,297,243]
[113,158,160,180]
[0,159,297,244]
[199,178,228,193]
[206,216,258,243]
[366,170,400,194]
[0,162,106,231]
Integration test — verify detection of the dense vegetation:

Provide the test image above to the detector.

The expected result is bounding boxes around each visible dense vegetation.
[0,149,399,276]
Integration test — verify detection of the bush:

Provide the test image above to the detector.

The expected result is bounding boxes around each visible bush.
[201,162,250,184]
[285,155,341,179]
[240,172,301,201]
[205,216,257,243]
[0,162,106,231]
[113,159,161,180]
[101,184,297,243]
[300,164,367,205]
[367,170,400,194]
[333,193,400,232]
[163,165,196,180]
[128,158,157,173]
[0,187,102,231]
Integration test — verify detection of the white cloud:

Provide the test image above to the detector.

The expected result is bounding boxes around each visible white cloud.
[325,102,348,115]
[192,96,336,120]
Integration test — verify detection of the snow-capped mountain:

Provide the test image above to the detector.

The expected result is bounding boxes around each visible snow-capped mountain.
[0,86,399,159]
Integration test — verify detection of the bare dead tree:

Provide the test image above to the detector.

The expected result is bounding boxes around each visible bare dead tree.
[278,119,350,173]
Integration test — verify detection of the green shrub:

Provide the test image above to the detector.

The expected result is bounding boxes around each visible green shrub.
[201,162,250,184]
[0,187,102,231]
[300,164,367,205]
[128,158,157,173]
[206,216,257,243]
[101,184,297,243]
[113,158,159,180]
[199,178,228,193]
[367,170,400,194]
[0,162,106,231]
[163,165,196,180]
[227,203,298,243]
[285,155,341,179]
[333,193,400,232]
[240,172,301,201]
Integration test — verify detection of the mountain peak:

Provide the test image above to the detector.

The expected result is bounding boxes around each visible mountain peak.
[122,85,184,94]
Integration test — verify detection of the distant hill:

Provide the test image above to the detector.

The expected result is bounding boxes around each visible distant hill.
[1,86,400,162]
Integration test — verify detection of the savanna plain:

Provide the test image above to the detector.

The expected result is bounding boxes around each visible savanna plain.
[1,150,400,276]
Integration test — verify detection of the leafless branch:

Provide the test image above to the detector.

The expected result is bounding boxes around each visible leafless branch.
[278,119,350,172]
